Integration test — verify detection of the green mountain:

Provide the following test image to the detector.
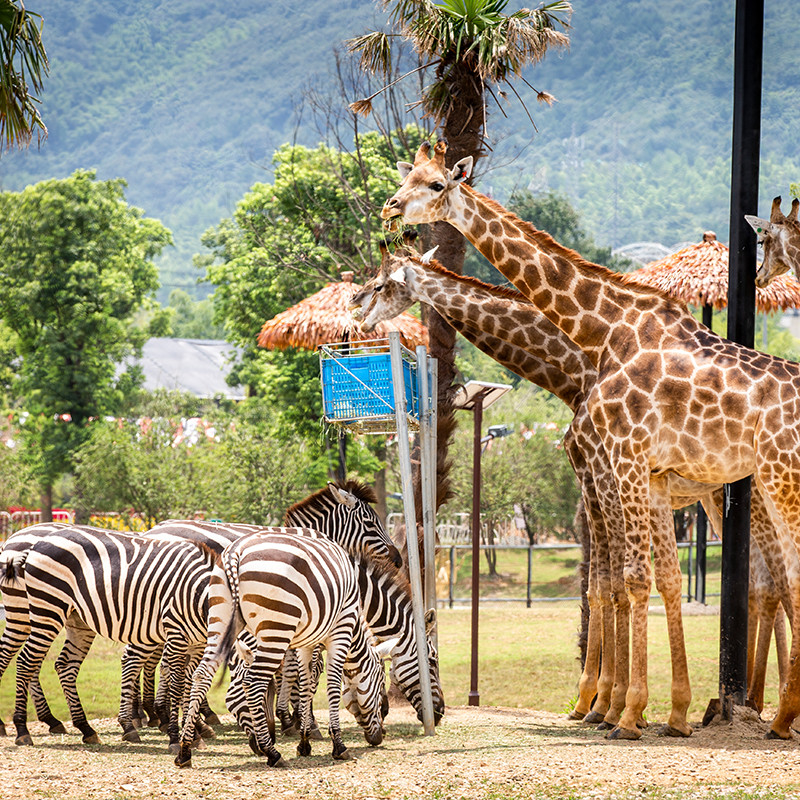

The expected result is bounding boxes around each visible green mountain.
[1,1,797,300]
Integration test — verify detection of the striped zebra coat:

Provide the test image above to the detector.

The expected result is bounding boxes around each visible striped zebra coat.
[226,552,445,736]
[1,526,215,748]
[175,529,393,767]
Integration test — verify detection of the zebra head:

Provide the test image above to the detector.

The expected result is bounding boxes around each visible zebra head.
[342,636,398,746]
[389,608,445,725]
[285,481,403,568]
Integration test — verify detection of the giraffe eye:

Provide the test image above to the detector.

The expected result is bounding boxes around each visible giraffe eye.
[429,182,445,192]
[375,283,384,292]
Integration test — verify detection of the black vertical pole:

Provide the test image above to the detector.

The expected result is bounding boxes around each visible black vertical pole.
[695,503,707,604]
[721,0,763,717]
[468,394,484,707]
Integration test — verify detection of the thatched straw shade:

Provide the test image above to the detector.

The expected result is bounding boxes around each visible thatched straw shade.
[257,271,428,351]
[623,232,800,312]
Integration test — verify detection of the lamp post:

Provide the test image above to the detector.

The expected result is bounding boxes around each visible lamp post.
[454,380,512,706]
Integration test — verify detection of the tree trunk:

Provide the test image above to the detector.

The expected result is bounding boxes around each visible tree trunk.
[40,485,53,523]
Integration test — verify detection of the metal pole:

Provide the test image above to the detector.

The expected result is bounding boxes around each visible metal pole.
[686,525,693,604]
[468,393,484,707]
[695,502,707,604]
[389,332,435,734]
[449,544,455,609]
[721,0,762,717]
[526,545,533,609]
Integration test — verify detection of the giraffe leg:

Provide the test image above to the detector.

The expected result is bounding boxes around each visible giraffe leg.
[650,480,692,738]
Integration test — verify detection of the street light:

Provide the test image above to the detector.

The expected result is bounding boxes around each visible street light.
[454,380,512,706]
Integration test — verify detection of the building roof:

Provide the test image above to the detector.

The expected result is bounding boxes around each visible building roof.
[128,338,244,400]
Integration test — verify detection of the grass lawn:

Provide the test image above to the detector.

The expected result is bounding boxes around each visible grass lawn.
[0,600,778,731]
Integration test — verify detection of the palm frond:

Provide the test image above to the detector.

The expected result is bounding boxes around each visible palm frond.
[346,31,394,76]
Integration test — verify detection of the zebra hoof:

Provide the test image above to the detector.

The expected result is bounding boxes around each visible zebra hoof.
[122,729,141,743]
[248,735,265,756]
[333,748,352,761]
[82,731,100,744]
[174,746,193,768]
[159,722,169,734]
[309,725,324,741]
[146,715,160,728]
[297,740,312,757]
[204,713,221,726]
[168,742,182,756]
[48,723,68,735]
[132,717,143,729]
[267,750,285,768]
[15,734,34,746]
[197,721,216,740]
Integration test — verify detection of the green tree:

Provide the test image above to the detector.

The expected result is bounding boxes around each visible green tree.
[0,169,172,515]
[0,0,48,149]
[166,289,225,340]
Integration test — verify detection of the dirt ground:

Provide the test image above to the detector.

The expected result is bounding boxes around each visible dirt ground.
[2,702,800,800]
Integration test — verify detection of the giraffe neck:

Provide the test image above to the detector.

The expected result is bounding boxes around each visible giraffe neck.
[445,185,685,364]
[403,261,593,404]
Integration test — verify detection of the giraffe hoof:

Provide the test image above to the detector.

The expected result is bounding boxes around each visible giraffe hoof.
[606,725,641,741]
[15,734,34,746]
[582,711,606,724]
[567,709,588,720]
[596,721,614,731]
[702,698,721,726]
[122,729,141,743]
[658,724,692,738]
[766,728,792,740]
[48,723,68,735]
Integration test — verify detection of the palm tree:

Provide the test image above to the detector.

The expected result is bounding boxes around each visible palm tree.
[349,0,571,507]
[0,0,48,150]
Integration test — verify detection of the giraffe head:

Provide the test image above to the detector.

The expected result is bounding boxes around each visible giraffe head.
[381,140,473,227]
[746,196,800,287]
[350,235,438,331]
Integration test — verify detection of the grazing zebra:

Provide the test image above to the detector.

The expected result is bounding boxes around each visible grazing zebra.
[2,526,215,748]
[226,551,445,737]
[138,481,402,727]
[175,529,394,768]
[0,523,99,740]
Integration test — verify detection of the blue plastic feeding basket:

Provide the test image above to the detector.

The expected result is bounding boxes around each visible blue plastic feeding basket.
[319,340,420,433]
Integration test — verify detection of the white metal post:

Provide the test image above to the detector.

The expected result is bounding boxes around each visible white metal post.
[390,332,436,735]
[416,346,437,617]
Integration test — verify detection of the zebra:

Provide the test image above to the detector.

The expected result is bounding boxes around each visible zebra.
[225,550,445,737]
[138,480,403,728]
[2,526,216,749]
[0,522,101,740]
[175,529,395,767]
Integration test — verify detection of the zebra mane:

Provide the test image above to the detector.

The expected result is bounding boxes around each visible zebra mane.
[284,480,378,522]
[187,539,221,566]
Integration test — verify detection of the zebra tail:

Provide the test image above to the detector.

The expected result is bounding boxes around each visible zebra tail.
[1,552,26,586]
[213,548,244,668]
[266,677,276,743]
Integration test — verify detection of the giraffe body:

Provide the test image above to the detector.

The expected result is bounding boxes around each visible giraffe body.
[352,242,791,734]
[380,141,800,738]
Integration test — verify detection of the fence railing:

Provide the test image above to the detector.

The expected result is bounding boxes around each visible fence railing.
[440,539,723,607]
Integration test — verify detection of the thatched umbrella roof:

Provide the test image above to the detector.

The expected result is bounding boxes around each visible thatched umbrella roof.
[257,271,428,351]
[623,232,800,312]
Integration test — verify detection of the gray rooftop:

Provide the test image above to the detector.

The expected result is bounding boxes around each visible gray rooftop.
[128,338,245,400]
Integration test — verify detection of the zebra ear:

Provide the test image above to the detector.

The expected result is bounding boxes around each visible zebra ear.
[424,608,437,636]
[328,482,358,508]
[374,636,401,660]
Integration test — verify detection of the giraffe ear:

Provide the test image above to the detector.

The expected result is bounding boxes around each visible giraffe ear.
[397,161,414,179]
[745,215,772,237]
[450,156,473,184]
[389,266,407,284]
[420,246,439,264]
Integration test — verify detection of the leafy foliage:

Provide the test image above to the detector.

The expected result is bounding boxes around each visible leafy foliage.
[0,169,171,491]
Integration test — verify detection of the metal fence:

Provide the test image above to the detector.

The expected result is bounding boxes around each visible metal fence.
[439,539,723,607]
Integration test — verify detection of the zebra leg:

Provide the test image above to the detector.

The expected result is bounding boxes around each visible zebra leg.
[185,645,215,740]
[325,616,358,761]
[276,650,298,735]
[163,636,190,753]
[140,646,163,727]
[13,616,65,746]
[119,645,154,742]
[53,614,99,743]
[243,649,286,767]
[0,582,33,736]
[295,647,315,757]
[155,659,171,732]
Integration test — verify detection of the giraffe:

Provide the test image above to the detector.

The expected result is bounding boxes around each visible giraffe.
[745,196,800,287]
[378,140,800,739]
[351,241,794,732]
